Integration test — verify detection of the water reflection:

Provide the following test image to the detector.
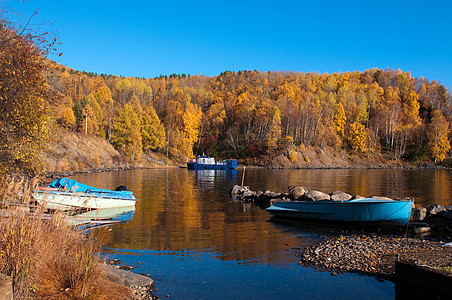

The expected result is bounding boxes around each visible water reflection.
[68,168,452,299]
[192,169,238,185]
[70,168,452,263]
[72,169,301,265]
[241,168,452,207]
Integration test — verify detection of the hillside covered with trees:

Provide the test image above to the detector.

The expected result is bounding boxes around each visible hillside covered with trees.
[45,65,452,166]
[1,10,452,177]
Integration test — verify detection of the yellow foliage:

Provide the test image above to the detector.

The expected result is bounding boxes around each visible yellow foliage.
[288,149,298,163]
[348,122,367,153]
[266,106,282,153]
[82,104,98,135]
[180,101,202,158]
[61,107,76,129]
[70,160,79,172]
[206,101,226,134]
[334,102,346,137]
[91,153,100,168]
[86,93,103,131]
[34,63,452,166]
[127,93,144,117]
[0,24,54,176]
[141,105,167,152]
[427,110,450,163]
[405,91,421,126]
[111,104,143,162]
[56,159,69,173]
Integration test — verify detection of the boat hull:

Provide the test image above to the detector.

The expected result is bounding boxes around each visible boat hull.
[33,191,137,209]
[187,163,231,170]
[187,158,238,170]
[266,198,413,225]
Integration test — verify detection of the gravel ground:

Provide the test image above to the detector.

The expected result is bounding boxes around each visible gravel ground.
[106,260,158,299]
[297,234,452,277]
[131,285,157,299]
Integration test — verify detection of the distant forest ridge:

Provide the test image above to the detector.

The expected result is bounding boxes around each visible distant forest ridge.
[46,64,451,165]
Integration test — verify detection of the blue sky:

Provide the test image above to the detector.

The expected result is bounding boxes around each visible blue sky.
[5,0,452,88]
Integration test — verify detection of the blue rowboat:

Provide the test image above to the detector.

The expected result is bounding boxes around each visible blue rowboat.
[34,178,137,209]
[266,198,413,225]
[187,156,238,170]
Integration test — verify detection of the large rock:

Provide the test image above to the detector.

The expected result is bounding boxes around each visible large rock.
[371,196,393,200]
[256,191,289,208]
[104,265,153,288]
[242,190,256,198]
[288,186,307,200]
[427,204,446,215]
[303,190,330,201]
[329,191,352,201]
[230,185,250,195]
[411,207,427,221]
[424,209,452,233]
[351,195,366,200]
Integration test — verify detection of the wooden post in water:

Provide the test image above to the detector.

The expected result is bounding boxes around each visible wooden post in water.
[241,166,246,187]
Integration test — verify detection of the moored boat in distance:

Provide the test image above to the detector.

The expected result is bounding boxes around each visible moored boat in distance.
[33,178,137,209]
[266,198,413,225]
[187,156,238,170]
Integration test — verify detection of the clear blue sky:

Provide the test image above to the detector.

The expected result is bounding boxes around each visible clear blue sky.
[5,0,452,89]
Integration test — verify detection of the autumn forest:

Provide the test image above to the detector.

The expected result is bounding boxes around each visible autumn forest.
[1,16,452,177]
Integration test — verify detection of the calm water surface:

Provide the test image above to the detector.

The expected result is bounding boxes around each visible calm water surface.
[72,168,452,299]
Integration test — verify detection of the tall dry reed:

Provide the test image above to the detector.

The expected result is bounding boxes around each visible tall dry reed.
[0,176,131,299]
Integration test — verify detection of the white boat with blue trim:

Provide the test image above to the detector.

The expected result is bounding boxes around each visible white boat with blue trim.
[187,156,238,170]
[34,178,137,209]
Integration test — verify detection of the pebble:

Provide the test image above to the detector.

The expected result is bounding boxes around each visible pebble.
[131,285,157,299]
[298,234,452,276]
[107,260,158,299]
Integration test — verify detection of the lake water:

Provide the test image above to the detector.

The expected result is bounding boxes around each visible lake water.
[71,168,452,299]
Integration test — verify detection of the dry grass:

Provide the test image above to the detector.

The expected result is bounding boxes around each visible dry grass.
[0,176,131,299]
[42,129,123,173]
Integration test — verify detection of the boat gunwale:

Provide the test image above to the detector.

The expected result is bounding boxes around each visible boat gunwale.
[35,190,137,201]
[268,198,414,206]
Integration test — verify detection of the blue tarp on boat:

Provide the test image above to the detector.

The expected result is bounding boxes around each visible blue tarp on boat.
[48,178,105,192]
[47,178,135,200]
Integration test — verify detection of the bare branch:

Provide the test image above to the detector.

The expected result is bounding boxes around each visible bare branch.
[16,9,37,37]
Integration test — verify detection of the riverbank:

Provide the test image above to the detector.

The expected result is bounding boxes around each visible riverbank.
[57,167,452,299]
[232,182,451,282]
[41,129,176,177]
[297,233,452,279]
[240,145,451,170]
[41,129,450,177]
[0,176,157,299]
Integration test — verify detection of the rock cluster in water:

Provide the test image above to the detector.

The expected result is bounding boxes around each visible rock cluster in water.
[230,184,452,234]
[410,204,452,234]
[230,184,409,208]
[231,184,452,281]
